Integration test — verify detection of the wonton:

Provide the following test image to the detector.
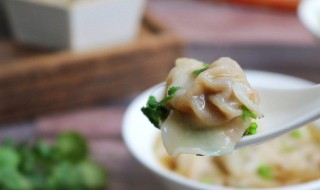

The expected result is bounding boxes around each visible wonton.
[142,57,262,156]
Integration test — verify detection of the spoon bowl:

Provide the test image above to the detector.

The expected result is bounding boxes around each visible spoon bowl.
[236,84,320,148]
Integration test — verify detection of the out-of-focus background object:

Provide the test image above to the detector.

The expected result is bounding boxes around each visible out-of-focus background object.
[0,0,10,37]
[4,0,145,51]
[204,0,300,10]
[0,131,108,190]
[0,13,183,124]
[298,0,320,39]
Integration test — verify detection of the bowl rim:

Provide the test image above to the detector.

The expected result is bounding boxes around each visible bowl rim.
[122,70,320,190]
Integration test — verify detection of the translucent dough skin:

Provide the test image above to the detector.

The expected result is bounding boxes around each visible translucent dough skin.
[162,57,260,156]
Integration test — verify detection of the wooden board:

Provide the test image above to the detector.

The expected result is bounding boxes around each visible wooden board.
[0,13,184,124]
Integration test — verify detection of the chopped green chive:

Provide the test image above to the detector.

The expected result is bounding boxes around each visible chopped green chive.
[241,105,259,136]
[192,64,209,76]
[290,130,301,139]
[241,105,257,122]
[257,164,273,180]
[141,96,170,129]
[160,86,183,104]
[141,86,182,129]
[168,86,182,96]
[243,122,258,136]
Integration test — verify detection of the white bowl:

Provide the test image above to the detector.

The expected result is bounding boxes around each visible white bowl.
[298,0,320,39]
[4,0,145,51]
[122,70,320,190]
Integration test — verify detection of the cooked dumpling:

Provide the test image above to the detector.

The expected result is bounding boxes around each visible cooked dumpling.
[161,57,262,156]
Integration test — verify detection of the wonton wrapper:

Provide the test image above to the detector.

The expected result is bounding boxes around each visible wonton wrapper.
[161,57,261,156]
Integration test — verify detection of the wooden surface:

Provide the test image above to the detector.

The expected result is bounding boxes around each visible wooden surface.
[148,0,315,46]
[0,0,320,189]
[148,0,320,83]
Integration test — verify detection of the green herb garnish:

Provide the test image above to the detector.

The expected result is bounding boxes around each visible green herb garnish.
[241,105,257,122]
[141,86,182,129]
[243,122,258,136]
[241,105,259,136]
[160,86,182,104]
[141,96,170,129]
[257,164,273,180]
[290,130,302,139]
[192,64,209,76]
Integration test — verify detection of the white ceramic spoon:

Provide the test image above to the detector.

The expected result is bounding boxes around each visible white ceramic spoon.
[236,84,320,148]
[153,84,320,149]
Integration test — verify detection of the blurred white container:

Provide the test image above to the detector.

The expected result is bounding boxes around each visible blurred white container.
[4,0,146,51]
[298,0,320,39]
